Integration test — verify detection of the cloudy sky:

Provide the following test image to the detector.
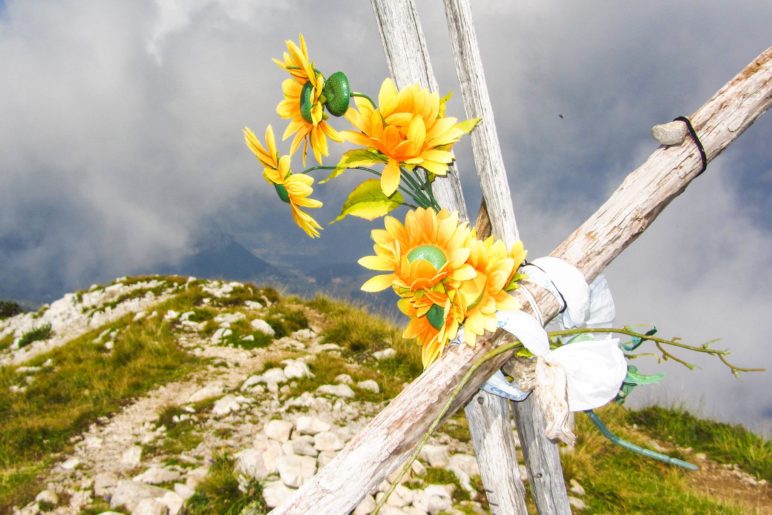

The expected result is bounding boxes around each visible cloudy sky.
[1,0,770,433]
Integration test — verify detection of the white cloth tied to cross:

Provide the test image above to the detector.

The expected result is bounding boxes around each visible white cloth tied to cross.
[465,257,628,444]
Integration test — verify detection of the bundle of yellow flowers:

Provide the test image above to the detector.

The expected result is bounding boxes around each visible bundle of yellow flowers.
[244,34,525,367]
[359,208,526,367]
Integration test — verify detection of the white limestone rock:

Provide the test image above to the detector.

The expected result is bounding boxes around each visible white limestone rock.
[419,444,450,468]
[286,435,318,457]
[357,379,380,393]
[334,373,353,385]
[133,498,169,515]
[236,448,270,480]
[316,384,355,399]
[354,494,376,515]
[134,467,182,485]
[250,318,275,336]
[212,394,253,416]
[35,490,58,506]
[263,480,295,509]
[277,455,317,488]
[314,431,344,452]
[187,384,223,403]
[295,416,331,435]
[252,436,283,474]
[110,480,170,512]
[283,360,313,379]
[264,419,294,442]
[373,348,397,360]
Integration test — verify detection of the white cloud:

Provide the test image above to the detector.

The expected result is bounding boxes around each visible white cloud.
[0,0,769,430]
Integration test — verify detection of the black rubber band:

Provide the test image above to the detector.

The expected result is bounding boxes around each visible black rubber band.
[524,261,569,315]
[673,116,708,176]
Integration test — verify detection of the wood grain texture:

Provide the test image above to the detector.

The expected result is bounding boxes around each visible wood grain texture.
[464,391,528,515]
[443,1,562,512]
[370,0,468,219]
[271,42,772,515]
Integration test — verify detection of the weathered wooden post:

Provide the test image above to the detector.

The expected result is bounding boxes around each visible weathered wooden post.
[272,45,771,513]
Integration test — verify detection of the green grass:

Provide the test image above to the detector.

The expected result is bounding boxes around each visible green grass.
[559,404,753,514]
[186,454,266,514]
[0,333,14,352]
[17,323,53,348]
[0,315,201,511]
[143,405,204,458]
[627,405,772,481]
[0,301,24,319]
[305,295,423,384]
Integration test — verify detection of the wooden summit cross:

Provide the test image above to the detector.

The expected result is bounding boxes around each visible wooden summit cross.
[274,1,771,513]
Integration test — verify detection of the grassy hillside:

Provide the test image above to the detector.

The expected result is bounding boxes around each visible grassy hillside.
[0,276,768,513]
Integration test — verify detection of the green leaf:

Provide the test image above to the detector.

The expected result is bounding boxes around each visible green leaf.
[625,370,665,385]
[332,179,403,223]
[322,149,386,183]
[455,117,481,134]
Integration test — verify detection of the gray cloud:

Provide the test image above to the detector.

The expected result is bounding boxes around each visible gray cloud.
[0,0,769,431]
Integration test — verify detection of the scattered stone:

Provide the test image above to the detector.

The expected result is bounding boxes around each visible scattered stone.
[386,484,413,508]
[317,450,336,468]
[245,300,263,310]
[173,483,194,500]
[283,360,313,379]
[449,453,479,478]
[35,489,58,506]
[287,435,319,457]
[570,478,586,496]
[314,431,344,452]
[263,367,288,384]
[94,472,118,497]
[316,384,355,399]
[110,480,171,512]
[185,466,209,489]
[215,312,247,326]
[411,460,427,476]
[295,416,331,435]
[119,446,143,469]
[212,394,253,416]
[293,328,316,342]
[354,494,376,515]
[187,384,224,403]
[134,466,182,485]
[419,444,450,468]
[252,437,283,474]
[569,495,587,511]
[250,318,275,336]
[413,484,452,514]
[133,498,169,515]
[265,419,294,442]
[164,310,180,321]
[236,448,270,480]
[61,457,80,470]
[335,373,354,385]
[263,480,295,509]
[357,379,380,393]
[277,455,317,488]
[373,348,397,360]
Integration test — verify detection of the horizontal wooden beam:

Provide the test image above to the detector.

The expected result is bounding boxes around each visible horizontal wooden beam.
[272,47,771,515]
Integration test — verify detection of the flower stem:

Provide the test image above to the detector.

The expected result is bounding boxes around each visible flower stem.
[351,91,377,108]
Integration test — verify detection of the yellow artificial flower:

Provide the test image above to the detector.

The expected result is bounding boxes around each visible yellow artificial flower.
[458,236,526,347]
[274,36,342,166]
[359,208,477,366]
[343,78,479,197]
[243,125,323,238]
[273,33,316,85]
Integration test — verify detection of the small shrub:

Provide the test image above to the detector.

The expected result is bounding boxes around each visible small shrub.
[17,324,53,348]
[0,301,24,319]
[186,454,266,514]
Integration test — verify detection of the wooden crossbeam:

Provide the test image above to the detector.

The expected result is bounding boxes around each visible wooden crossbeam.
[272,47,771,514]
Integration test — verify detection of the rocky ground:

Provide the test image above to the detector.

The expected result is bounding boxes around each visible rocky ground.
[2,276,768,515]
[2,277,498,515]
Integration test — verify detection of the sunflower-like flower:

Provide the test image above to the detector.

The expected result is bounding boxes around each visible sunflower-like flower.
[243,125,323,238]
[359,208,477,366]
[343,78,479,197]
[274,35,342,166]
[458,237,527,347]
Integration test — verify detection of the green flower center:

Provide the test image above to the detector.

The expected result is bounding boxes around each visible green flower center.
[426,304,445,330]
[299,81,314,123]
[274,184,290,203]
[407,245,447,271]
